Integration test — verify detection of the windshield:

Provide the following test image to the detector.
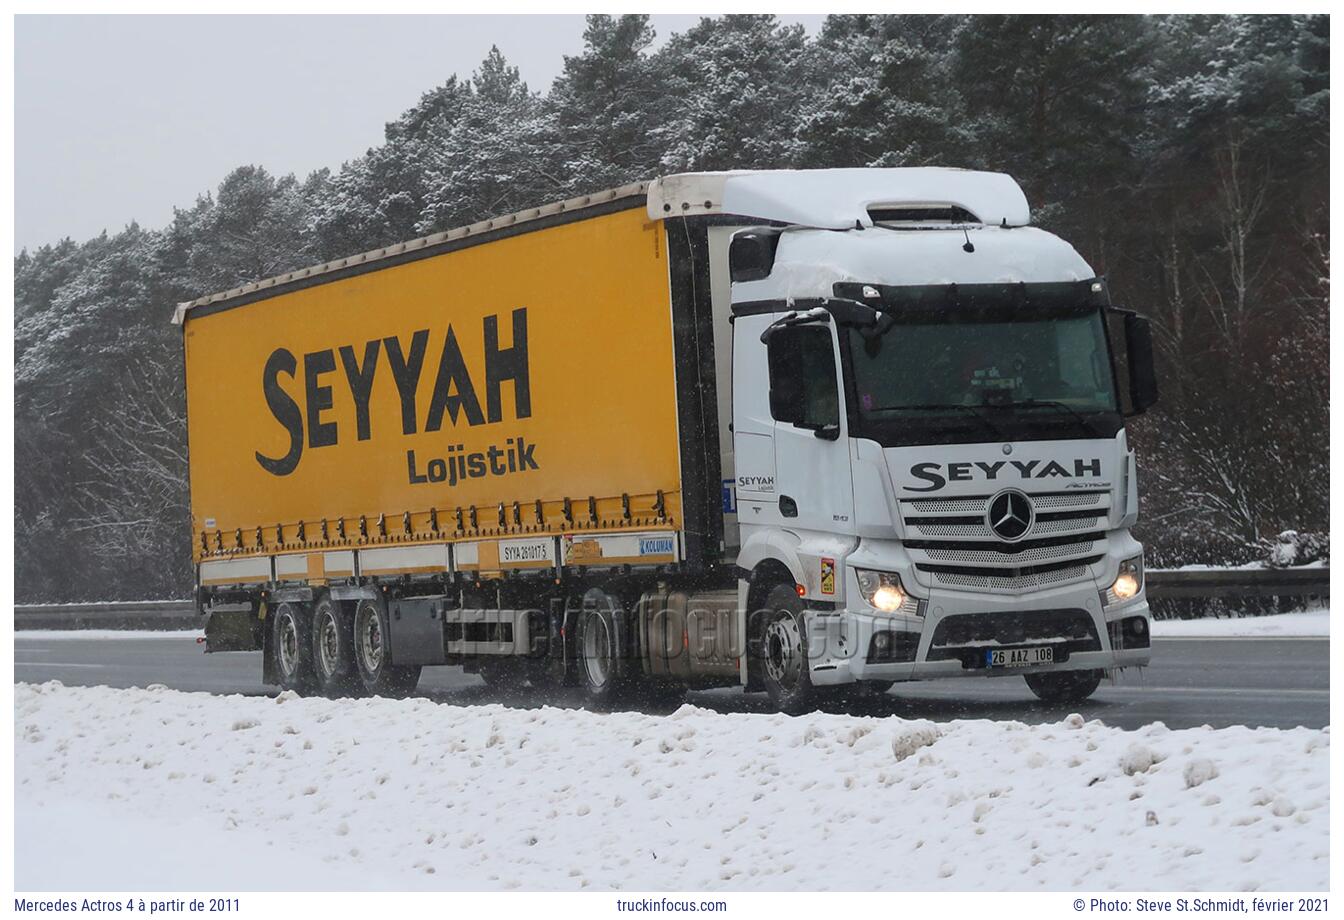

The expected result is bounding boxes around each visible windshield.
[844,307,1121,446]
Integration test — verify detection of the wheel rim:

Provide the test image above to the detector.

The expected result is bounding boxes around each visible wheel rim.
[316,608,339,678]
[277,609,299,678]
[582,610,611,689]
[357,604,383,674]
[764,614,803,690]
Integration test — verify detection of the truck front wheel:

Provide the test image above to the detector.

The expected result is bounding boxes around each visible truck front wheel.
[272,602,317,695]
[352,597,422,698]
[760,583,819,715]
[1024,668,1103,703]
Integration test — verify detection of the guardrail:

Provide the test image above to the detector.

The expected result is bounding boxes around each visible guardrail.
[14,567,1328,630]
[1146,567,1329,600]
[15,600,196,631]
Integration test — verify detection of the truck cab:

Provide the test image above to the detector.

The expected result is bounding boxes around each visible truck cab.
[683,169,1157,710]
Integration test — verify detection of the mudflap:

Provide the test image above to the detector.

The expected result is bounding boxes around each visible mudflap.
[204,604,264,653]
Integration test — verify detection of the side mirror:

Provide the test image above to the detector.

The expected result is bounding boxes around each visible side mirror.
[1124,313,1159,415]
[730,230,781,283]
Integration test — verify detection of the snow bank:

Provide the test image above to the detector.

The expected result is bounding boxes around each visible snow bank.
[16,629,203,640]
[1152,609,1329,638]
[15,682,1328,891]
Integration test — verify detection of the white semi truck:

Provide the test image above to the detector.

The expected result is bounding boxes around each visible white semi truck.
[183,168,1156,712]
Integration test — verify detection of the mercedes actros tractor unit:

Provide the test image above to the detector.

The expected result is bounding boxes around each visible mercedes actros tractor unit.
[177,168,1158,712]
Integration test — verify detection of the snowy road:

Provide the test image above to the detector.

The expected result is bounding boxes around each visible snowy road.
[13,632,1328,730]
[14,681,1329,891]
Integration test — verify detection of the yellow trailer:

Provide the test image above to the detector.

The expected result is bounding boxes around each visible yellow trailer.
[181,190,717,583]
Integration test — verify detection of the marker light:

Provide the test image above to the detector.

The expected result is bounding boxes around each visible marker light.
[1108,555,1144,603]
[855,569,918,615]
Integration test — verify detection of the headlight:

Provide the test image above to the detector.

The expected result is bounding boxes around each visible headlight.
[855,569,920,615]
[1107,554,1143,604]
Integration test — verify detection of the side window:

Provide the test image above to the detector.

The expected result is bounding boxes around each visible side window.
[766,325,839,428]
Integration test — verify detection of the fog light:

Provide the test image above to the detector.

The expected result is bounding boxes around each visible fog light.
[873,632,891,651]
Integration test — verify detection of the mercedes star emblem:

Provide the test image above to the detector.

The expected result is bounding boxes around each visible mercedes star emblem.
[987,489,1033,541]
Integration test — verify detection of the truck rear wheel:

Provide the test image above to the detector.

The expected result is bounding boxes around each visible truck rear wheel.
[577,587,633,705]
[272,601,317,695]
[352,597,422,698]
[760,583,820,715]
[311,594,360,697]
[1024,668,1103,703]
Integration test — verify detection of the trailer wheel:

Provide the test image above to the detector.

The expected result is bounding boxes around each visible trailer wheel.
[272,601,317,695]
[577,587,633,705]
[760,583,819,715]
[311,594,360,697]
[1024,668,1103,703]
[353,597,422,698]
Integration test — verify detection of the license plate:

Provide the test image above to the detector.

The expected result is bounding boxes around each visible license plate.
[986,646,1054,668]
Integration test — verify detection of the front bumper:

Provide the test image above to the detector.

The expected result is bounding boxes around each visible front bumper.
[804,579,1151,686]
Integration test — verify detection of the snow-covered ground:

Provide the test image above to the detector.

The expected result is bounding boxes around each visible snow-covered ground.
[1152,609,1329,638]
[15,681,1328,891]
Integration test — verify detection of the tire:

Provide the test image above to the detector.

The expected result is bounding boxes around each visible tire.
[352,596,422,698]
[1024,668,1103,703]
[311,593,360,697]
[576,587,633,705]
[271,601,317,695]
[760,583,821,715]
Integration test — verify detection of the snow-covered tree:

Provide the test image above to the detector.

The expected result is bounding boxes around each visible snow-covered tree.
[547,15,665,191]
[651,15,811,171]
[11,14,1331,599]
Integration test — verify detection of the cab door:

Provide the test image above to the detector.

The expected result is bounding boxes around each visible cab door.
[764,322,855,537]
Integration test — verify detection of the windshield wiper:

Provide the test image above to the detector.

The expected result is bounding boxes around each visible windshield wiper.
[894,403,1008,441]
[990,399,1101,436]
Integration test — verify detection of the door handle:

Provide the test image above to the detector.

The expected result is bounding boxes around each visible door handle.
[778,495,798,518]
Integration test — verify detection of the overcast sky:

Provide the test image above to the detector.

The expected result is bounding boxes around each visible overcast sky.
[15,14,825,253]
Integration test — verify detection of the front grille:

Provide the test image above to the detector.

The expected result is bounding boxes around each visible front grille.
[1032,492,1105,510]
[906,496,986,514]
[901,489,1110,590]
[929,565,1091,591]
[910,533,1102,565]
[926,608,1100,662]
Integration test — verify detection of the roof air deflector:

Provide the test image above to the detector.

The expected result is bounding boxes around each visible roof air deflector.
[868,204,980,226]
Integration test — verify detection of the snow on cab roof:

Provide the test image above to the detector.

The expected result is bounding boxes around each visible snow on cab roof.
[733,225,1096,304]
[646,167,1031,229]
[172,168,1030,324]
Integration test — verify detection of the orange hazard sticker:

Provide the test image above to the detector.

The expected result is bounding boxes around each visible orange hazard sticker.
[820,558,836,595]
